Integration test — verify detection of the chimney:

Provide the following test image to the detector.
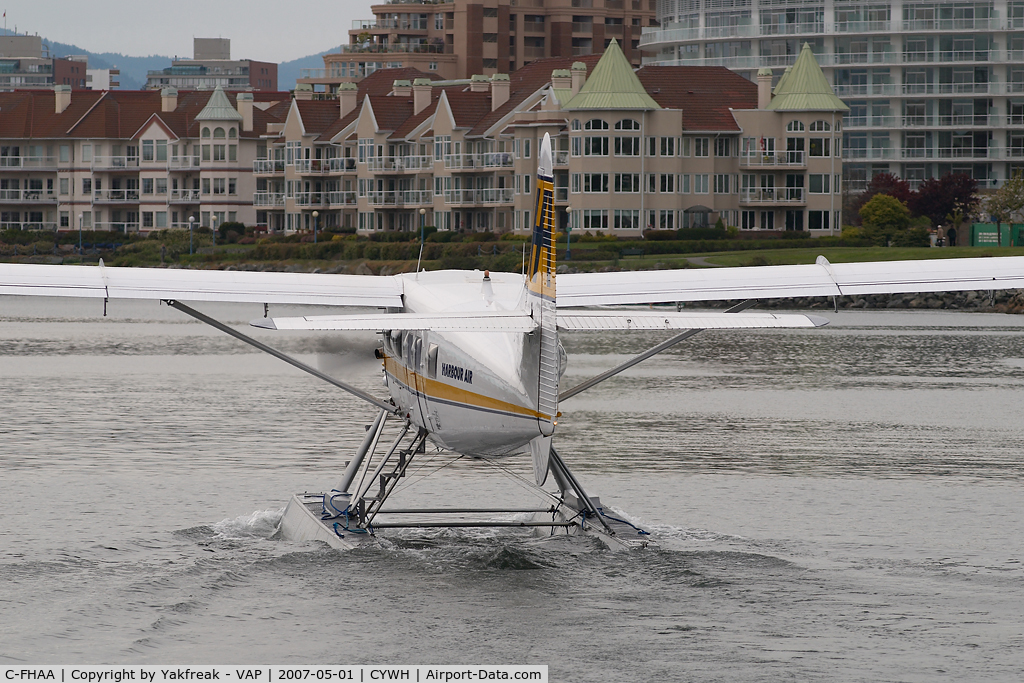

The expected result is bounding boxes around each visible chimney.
[161,87,178,113]
[412,78,432,115]
[339,82,358,117]
[470,74,489,93]
[570,62,587,96]
[550,69,571,90]
[54,85,71,114]
[490,73,510,111]
[236,92,253,132]
[294,83,313,100]
[757,68,773,109]
[392,79,412,96]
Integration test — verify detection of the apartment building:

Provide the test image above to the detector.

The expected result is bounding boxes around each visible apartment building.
[266,40,846,236]
[641,0,1024,190]
[0,86,290,232]
[146,38,277,91]
[0,35,89,90]
[298,0,658,92]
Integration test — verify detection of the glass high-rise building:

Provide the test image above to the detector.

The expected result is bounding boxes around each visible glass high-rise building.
[641,0,1024,190]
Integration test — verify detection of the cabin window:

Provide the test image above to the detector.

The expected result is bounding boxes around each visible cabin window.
[391,330,402,358]
[427,344,439,378]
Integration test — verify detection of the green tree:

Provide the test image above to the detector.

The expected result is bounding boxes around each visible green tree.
[859,193,910,246]
[986,172,1024,226]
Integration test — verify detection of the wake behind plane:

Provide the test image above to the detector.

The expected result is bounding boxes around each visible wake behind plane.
[3,134,1024,550]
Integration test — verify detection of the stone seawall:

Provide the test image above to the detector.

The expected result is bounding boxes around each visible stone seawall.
[694,290,1024,314]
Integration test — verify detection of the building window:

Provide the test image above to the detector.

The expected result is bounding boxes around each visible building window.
[809,137,831,157]
[156,140,167,162]
[786,121,805,132]
[214,145,226,162]
[202,127,211,138]
[809,210,830,230]
[229,145,237,162]
[583,173,608,193]
[202,145,211,161]
[142,140,154,161]
[660,174,675,192]
[583,209,608,230]
[713,174,731,194]
[679,174,690,193]
[214,127,226,139]
[229,178,237,195]
[82,178,91,194]
[142,178,154,194]
[614,173,640,192]
[809,174,830,194]
[59,178,69,195]
[694,138,709,157]
[660,137,676,156]
[571,173,580,193]
[614,209,640,229]
[583,119,609,156]
[694,174,709,193]
[142,212,154,228]
[202,178,211,195]
[156,178,167,195]
[714,138,731,157]
[59,145,70,162]
[809,120,831,132]
[658,210,675,230]
[741,210,756,229]
[60,211,69,228]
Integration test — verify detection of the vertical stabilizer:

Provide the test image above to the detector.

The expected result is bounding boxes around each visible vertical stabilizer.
[528,133,558,485]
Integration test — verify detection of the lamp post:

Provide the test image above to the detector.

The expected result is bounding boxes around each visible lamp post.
[211,215,218,248]
[78,213,83,255]
[188,215,194,255]
[565,205,572,260]
[312,210,319,244]
[416,207,426,272]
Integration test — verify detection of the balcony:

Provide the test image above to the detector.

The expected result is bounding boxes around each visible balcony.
[739,188,805,205]
[170,190,201,203]
[444,152,514,169]
[293,192,328,207]
[739,152,806,167]
[0,221,58,231]
[168,157,202,170]
[0,156,56,170]
[254,159,285,174]
[760,22,825,36]
[0,189,56,203]
[337,42,452,55]
[899,146,993,159]
[93,189,140,203]
[444,188,514,205]
[367,155,432,172]
[366,190,432,206]
[833,20,893,34]
[522,21,546,33]
[92,156,140,170]
[844,115,897,128]
[901,17,1001,32]
[832,84,897,97]
[843,147,898,160]
[93,221,140,233]
[900,115,997,128]
[254,192,286,207]
[327,191,357,206]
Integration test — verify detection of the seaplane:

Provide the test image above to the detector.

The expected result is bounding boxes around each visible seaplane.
[3,133,1024,550]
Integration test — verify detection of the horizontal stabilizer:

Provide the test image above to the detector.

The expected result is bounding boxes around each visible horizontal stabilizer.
[556,311,828,330]
[0,263,403,307]
[253,311,538,332]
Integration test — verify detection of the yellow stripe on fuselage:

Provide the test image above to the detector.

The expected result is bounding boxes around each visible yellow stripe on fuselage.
[384,356,552,421]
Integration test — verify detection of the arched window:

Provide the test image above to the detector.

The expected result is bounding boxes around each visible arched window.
[201,127,211,138]
[614,119,641,130]
[213,127,226,139]
[809,120,831,132]
[228,127,237,139]
[584,119,609,131]
[786,120,805,132]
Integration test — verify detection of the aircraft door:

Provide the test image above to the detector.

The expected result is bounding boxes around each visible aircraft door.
[411,335,431,429]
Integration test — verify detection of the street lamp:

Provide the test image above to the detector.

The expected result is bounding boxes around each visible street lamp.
[565,206,572,260]
[312,210,319,244]
[78,213,83,255]
[212,215,218,248]
[188,215,195,255]
[416,207,427,272]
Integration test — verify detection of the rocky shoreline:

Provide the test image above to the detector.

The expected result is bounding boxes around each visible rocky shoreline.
[695,289,1024,314]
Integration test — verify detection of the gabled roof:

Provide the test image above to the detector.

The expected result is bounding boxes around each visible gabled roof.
[564,40,660,111]
[194,86,243,121]
[637,66,756,131]
[766,44,849,112]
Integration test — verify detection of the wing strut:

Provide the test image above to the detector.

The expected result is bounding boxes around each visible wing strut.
[558,299,759,402]
[164,299,398,414]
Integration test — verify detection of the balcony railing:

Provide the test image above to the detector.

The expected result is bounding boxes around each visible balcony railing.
[444,188,514,205]
[443,152,514,169]
[0,189,56,203]
[0,156,56,169]
[170,190,201,203]
[93,221,140,233]
[843,147,898,159]
[254,192,286,207]
[254,159,285,174]
[366,155,432,172]
[168,157,201,170]
[832,83,897,97]
[760,22,825,36]
[739,152,806,167]
[94,190,140,202]
[899,115,996,128]
[844,115,897,128]
[327,191,357,206]
[293,192,328,207]
[338,42,452,54]
[739,188,805,204]
[366,190,433,206]
[92,156,140,170]
[901,17,1001,32]
[899,146,993,159]
[0,221,58,231]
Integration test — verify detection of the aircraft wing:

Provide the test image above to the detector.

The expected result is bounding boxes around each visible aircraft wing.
[256,311,538,332]
[556,311,828,330]
[0,263,403,307]
[556,256,1024,307]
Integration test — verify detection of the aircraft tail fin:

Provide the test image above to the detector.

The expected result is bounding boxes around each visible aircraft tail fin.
[527,133,556,300]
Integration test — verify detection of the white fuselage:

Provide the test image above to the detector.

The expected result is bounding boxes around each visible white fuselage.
[379,270,553,456]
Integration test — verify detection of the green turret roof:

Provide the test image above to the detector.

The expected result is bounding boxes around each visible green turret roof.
[195,86,243,121]
[564,40,660,111]
[766,44,849,112]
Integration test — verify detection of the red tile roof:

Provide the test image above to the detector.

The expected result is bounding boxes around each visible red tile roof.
[637,66,756,131]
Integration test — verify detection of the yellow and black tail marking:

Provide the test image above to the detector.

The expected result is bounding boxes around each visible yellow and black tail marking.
[527,173,556,301]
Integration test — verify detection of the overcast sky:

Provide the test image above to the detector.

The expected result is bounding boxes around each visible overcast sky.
[5,0,377,62]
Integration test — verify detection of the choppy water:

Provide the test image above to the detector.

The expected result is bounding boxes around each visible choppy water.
[2,297,1023,682]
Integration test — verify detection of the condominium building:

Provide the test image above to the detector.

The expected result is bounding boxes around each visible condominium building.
[297,0,659,93]
[0,86,291,232]
[640,0,1024,190]
[0,35,89,90]
[267,40,846,236]
[146,38,277,91]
